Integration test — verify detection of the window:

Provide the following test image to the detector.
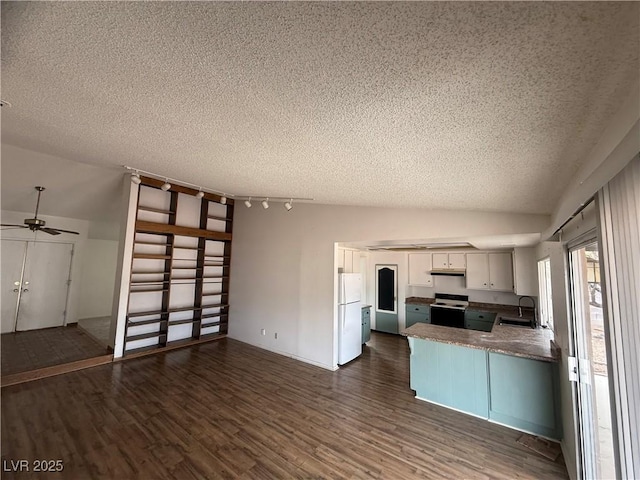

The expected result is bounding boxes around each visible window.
[537,257,554,331]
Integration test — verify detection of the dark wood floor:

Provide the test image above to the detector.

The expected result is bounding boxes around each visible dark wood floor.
[1,325,111,376]
[1,332,569,479]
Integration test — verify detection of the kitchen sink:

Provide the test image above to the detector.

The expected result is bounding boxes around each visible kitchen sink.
[499,316,534,328]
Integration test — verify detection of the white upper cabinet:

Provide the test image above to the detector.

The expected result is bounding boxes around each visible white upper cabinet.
[466,252,513,291]
[513,247,538,296]
[408,253,433,286]
[466,253,490,289]
[488,253,514,291]
[432,252,466,270]
[338,248,358,273]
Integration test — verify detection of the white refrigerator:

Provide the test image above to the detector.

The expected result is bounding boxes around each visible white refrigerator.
[338,273,362,365]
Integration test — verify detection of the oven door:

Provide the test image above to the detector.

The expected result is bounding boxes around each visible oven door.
[430,306,464,329]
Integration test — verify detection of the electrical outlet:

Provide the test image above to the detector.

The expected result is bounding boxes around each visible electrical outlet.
[274,332,278,340]
[261,329,266,336]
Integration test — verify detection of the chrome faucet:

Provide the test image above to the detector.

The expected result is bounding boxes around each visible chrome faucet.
[518,296,537,328]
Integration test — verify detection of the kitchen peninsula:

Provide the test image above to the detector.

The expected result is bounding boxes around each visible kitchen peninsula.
[402,299,561,440]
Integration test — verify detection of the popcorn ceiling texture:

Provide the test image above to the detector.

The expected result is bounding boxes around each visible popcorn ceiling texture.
[1,2,638,214]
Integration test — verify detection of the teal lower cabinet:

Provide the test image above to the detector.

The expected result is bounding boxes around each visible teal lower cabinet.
[408,338,560,439]
[409,338,488,418]
[361,307,371,344]
[375,311,399,334]
[488,352,561,440]
[405,304,431,328]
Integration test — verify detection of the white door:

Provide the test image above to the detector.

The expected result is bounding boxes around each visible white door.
[1,240,74,332]
[489,253,514,291]
[1,240,27,333]
[432,253,448,269]
[569,241,615,479]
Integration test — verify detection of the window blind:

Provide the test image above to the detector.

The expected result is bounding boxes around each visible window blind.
[597,154,640,480]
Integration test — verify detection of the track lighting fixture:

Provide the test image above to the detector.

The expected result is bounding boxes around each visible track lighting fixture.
[123,166,313,209]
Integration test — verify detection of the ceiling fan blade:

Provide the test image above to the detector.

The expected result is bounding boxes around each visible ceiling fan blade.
[40,228,62,235]
[44,227,79,235]
[0,224,28,228]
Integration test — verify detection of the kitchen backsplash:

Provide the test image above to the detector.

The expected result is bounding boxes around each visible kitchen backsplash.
[408,275,535,306]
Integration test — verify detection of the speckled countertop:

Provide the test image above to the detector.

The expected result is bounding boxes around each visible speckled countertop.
[403,297,557,362]
[361,304,372,309]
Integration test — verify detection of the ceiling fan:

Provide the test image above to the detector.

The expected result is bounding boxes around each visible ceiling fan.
[1,186,79,236]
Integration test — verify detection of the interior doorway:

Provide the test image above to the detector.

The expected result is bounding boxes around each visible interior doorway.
[375,264,398,334]
[568,240,615,479]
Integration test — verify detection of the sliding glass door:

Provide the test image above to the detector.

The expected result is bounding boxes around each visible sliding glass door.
[568,240,615,479]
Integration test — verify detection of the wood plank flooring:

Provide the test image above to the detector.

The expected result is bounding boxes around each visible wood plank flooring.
[1,332,569,479]
[1,325,111,376]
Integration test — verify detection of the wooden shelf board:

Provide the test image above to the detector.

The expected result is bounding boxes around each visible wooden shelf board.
[131,271,169,275]
[130,288,169,294]
[126,331,165,342]
[136,220,232,241]
[202,303,229,310]
[127,309,166,318]
[171,266,199,270]
[168,318,198,326]
[173,245,203,251]
[130,280,170,285]
[201,312,225,319]
[134,240,170,246]
[133,253,171,260]
[207,214,232,222]
[128,317,166,327]
[138,206,175,215]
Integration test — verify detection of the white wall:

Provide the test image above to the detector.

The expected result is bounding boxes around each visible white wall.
[0,210,89,325]
[229,204,549,370]
[78,239,119,319]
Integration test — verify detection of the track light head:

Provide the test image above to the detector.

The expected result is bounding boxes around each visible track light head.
[161,180,171,191]
[131,172,142,185]
[220,195,227,205]
[284,199,293,211]
[244,197,252,208]
[196,189,205,199]
[261,198,269,209]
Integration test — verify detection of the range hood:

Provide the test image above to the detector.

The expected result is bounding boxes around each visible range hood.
[429,269,466,277]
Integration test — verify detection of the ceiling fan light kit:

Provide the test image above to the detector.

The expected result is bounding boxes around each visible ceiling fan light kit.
[0,186,80,235]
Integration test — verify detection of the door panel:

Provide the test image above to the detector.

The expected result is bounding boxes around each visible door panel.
[375,265,398,333]
[16,241,73,331]
[1,240,27,333]
[489,253,513,291]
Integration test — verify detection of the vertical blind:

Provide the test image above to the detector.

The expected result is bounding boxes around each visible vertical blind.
[597,154,640,480]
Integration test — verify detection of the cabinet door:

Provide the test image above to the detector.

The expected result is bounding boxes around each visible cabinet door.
[489,253,513,291]
[448,253,466,269]
[466,253,489,290]
[488,352,559,439]
[408,253,433,286]
[344,249,354,273]
[432,253,448,269]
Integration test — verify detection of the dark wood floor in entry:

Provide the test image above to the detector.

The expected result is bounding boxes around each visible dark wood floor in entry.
[1,324,111,376]
[1,332,569,479]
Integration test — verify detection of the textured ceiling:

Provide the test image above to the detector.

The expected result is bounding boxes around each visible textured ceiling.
[1,2,638,215]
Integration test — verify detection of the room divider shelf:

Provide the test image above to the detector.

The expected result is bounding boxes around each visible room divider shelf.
[125,178,233,355]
